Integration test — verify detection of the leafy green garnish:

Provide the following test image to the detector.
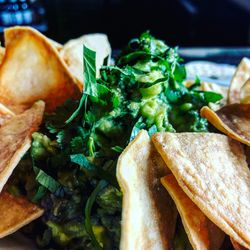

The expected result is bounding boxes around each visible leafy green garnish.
[66,46,97,124]
[33,167,60,193]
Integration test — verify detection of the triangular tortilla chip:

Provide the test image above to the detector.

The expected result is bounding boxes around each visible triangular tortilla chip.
[0,26,80,112]
[60,33,111,87]
[152,132,250,249]
[201,105,250,146]
[0,191,43,238]
[231,238,249,250]
[117,130,177,250]
[0,103,15,127]
[228,58,250,104]
[240,78,250,104]
[0,101,44,193]
[161,175,225,250]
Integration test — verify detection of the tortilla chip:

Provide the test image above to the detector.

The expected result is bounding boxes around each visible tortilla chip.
[47,38,63,51]
[244,146,250,166]
[0,191,43,238]
[201,105,250,146]
[0,46,5,65]
[0,26,80,113]
[0,103,15,127]
[0,101,44,193]
[152,132,250,249]
[240,78,250,104]
[117,130,177,250]
[231,238,249,250]
[228,58,250,104]
[60,33,111,87]
[161,175,225,250]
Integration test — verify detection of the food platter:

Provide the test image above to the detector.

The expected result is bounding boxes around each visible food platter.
[0,26,249,250]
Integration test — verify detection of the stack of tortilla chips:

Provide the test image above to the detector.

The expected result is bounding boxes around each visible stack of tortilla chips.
[117,59,250,250]
[0,26,111,240]
[0,26,249,250]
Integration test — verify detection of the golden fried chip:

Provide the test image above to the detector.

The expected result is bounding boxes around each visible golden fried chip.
[244,146,250,166]
[161,175,225,250]
[0,26,80,113]
[231,238,249,250]
[152,132,250,249]
[240,78,250,104]
[201,105,250,146]
[0,46,5,66]
[47,38,63,51]
[60,33,111,87]
[228,58,250,104]
[117,130,177,250]
[0,101,44,193]
[0,103,15,127]
[0,191,43,238]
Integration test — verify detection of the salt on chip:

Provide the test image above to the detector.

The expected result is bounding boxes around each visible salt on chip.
[0,191,43,238]
[0,100,44,193]
[228,57,250,104]
[0,26,80,113]
[152,132,250,249]
[60,33,111,88]
[161,175,225,250]
[240,78,250,104]
[117,130,177,250]
[201,104,250,146]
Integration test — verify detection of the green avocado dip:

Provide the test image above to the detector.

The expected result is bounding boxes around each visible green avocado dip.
[8,32,222,250]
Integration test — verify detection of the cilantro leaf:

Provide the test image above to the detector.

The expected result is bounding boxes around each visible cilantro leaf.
[66,46,99,125]
[33,166,60,193]
[203,91,223,103]
[84,46,98,97]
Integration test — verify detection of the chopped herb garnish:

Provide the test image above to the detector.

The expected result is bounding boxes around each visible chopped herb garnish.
[10,31,223,250]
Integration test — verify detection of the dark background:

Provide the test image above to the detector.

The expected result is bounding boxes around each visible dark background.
[42,0,250,48]
[1,0,250,49]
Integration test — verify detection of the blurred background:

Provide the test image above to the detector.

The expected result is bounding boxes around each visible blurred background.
[0,0,250,48]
